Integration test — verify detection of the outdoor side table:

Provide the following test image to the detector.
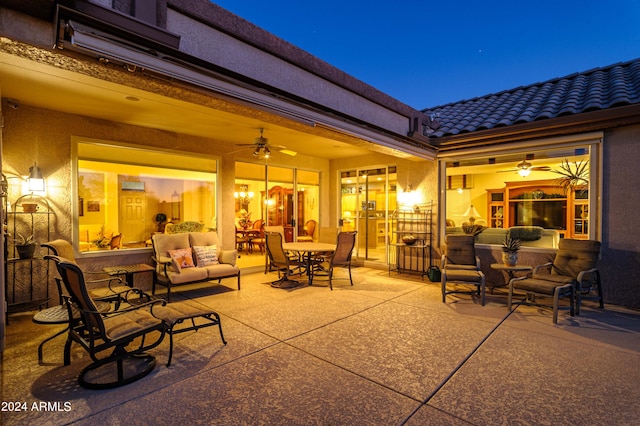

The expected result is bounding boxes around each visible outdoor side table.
[490,263,532,293]
[103,263,155,287]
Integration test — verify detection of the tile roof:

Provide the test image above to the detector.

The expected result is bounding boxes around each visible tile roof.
[422,58,640,138]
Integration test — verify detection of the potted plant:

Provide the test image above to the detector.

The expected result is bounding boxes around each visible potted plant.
[155,213,167,232]
[502,236,521,266]
[13,233,36,259]
[552,159,589,194]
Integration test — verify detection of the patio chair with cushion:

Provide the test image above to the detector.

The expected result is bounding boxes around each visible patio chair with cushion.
[41,239,135,302]
[46,256,167,389]
[508,238,601,323]
[265,232,305,288]
[441,235,486,305]
[310,231,357,290]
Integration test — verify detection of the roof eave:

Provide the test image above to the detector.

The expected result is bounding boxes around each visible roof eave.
[433,104,640,152]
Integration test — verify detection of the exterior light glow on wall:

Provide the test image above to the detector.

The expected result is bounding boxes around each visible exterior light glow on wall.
[28,163,45,192]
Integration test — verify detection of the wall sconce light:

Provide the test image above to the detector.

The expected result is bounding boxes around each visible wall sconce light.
[28,163,45,192]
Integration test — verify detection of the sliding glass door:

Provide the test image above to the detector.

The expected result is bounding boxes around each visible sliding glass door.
[340,166,396,262]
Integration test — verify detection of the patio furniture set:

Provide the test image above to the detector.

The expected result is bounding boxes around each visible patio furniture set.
[441,235,603,323]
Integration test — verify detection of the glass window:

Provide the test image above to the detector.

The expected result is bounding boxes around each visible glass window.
[234,162,320,240]
[76,141,217,252]
[442,142,599,248]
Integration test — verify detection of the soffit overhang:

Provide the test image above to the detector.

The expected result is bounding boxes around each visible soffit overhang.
[51,1,437,160]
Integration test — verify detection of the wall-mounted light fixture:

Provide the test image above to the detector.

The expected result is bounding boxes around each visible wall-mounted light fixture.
[28,163,45,192]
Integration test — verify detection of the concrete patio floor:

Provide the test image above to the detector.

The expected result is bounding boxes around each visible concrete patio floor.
[1,266,639,425]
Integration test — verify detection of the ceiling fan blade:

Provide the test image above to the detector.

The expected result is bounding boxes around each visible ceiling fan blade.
[531,166,551,171]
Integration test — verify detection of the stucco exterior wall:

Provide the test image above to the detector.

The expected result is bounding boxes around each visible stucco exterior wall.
[602,124,640,307]
[166,9,411,136]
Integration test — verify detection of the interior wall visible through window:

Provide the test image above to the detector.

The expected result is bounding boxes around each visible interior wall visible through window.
[75,140,218,253]
[441,141,599,248]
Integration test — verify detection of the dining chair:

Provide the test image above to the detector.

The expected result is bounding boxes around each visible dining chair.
[264,232,305,288]
[297,219,317,242]
[508,239,601,323]
[441,235,486,305]
[310,231,357,290]
[235,226,252,254]
[249,219,266,253]
[109,233,122,249]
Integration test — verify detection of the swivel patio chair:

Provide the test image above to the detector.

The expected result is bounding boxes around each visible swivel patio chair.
[508,239,601,323]
[46,255,167,389]
[33,240,137,363]
[310,231,357,290]
[265,232,305,288]
[441,235,486,305]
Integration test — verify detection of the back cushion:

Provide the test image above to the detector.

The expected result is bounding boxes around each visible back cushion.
[189,231,219,247]
[153,233,190,258]
[193,245,218,266]
[553,239,600,277]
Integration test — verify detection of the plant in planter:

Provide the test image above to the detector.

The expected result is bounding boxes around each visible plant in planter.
[502,236,521,266]
[13,233,36,259]
[155,213,167,232]
[552,159,589,194]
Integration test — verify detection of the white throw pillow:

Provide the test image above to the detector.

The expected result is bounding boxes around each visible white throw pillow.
[193,245,218,266]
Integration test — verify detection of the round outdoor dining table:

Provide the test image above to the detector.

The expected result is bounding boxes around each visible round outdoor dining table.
[282,242,336,285]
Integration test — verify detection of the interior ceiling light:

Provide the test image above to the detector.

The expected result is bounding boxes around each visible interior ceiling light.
[498,156,551,175]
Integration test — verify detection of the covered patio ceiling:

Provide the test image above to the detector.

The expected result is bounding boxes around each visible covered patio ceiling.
[0,49,375,161]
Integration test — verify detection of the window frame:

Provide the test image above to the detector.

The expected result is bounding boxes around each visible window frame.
[72,137,219,257]
[438,132,603,249]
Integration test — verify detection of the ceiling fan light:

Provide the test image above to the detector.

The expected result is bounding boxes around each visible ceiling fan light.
[518,168,531,177]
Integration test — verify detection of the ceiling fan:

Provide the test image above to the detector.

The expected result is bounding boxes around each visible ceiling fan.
[498,157,551,176]
[235,128,297,159]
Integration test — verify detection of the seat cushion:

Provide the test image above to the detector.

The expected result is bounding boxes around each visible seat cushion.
[514,278,573,295]
[444,269,483,283]
[189,231,220,247]
[532,273,575,285]
[164,266,208,284]
[153,301,217,327]
[444,264,478,271]
[102,309,164,340]
[203,263,240,279]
